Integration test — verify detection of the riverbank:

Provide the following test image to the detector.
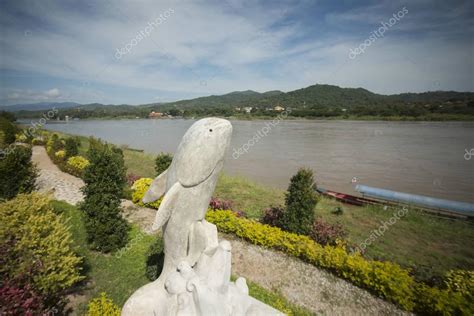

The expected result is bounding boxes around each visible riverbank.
[44,130,474,283]
[31,145,411,315]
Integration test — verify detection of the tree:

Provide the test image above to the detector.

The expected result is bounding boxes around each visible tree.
[64,137,80,158]
[155,152,173,176]
[279,168,318,235]
[0,145,38,200]
[81,138,129,252]
[0,117,17,146]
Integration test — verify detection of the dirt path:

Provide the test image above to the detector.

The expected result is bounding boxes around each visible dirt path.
[32,145,409,315]
[32,146,85,205]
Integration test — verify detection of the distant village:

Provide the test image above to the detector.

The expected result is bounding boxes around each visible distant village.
[147,105,287,119]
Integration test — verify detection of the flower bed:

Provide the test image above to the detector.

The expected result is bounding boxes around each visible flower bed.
[131,177,474,315]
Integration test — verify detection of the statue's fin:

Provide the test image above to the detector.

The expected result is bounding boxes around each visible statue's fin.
[143,169,168,204]
[151,182,181,231]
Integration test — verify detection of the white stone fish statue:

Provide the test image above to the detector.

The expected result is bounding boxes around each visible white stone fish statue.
[122,118,232,315]
[122,118,282,316]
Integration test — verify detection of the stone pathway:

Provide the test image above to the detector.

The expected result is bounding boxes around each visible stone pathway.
[31,145,409,316]
[32,146,85,205]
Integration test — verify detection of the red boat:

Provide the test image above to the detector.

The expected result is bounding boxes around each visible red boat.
[316,187,385,206]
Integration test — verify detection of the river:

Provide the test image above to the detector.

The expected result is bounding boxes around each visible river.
[40,119,474,203]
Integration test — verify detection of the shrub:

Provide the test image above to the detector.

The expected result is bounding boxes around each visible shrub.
[0,273,47,315]
[55,150,66,160]
[15,133,28,143]
[46,134,63,156]
[131,177,162,209]
[85,292,121,316]
[64,137,80,158]
[81,138,129,252]
[209,197,233,211]
[261,205,285,227]
[145,237,165,281]
[126,172,141,186]
[32,137,45,145]
[0,145,38,200]
[155,152,173,176]
[309,218,347,246]
[0,193,84,303]
[280,168,318,235]
[0,117,17,146]
[66,156,90,177]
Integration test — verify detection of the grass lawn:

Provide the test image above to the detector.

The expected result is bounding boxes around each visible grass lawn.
[51,200,314,315]
[47,130,474,281]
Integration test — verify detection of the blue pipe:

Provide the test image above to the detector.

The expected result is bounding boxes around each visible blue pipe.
[355,185,474,216]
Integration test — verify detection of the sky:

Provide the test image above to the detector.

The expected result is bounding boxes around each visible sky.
[0,0,472,105]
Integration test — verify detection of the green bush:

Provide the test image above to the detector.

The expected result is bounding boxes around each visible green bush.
[66,155,90,177]
[85,292,121,316]
[65,137,80,158]
[0,117,17,146]
[280,168,318,235]
[145,237,164,281]
[0,193,84,303]
[155,152,172,176]
[81,138,129,252]
[46,134,63,156]
[0,145,38,200]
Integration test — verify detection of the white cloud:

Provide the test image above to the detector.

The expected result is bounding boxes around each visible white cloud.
[0,0,472,105]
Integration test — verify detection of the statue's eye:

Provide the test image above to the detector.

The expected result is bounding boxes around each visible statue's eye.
[209,129,213,132]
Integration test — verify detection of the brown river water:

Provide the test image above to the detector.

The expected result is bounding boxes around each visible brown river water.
[42,119,474,203]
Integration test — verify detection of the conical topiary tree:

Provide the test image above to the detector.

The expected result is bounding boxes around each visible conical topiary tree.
[81,138,129,252]
[279,168,318,235]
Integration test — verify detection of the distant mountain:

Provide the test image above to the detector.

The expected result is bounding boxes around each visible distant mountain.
[143,89,284,110]
[6,84,474,120]
[0,102,80,112]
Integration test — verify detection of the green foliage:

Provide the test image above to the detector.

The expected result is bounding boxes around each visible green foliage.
[0,145,38,200]
[0,193,84,301]
[0,117,17,146]
[55,150,66,160]
[155,152,172,176]
[46,133,63,155]
[65,137,80,158]
[145,237,164,281]
[85,292,121,316]
[0,110,16,122]
[280,168,318,235]
[66,155,90,177]
[81,138,129,252]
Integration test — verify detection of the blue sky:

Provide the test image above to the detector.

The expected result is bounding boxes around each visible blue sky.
[0,0,472,105]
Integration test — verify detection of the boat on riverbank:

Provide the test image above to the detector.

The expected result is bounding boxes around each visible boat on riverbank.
[317,185,474,219]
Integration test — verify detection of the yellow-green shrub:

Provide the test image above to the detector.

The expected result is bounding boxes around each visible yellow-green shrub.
[66,155,90,177]
[131,178,162,209]
[0,193,84,297]
[85,292,121,316]
[55,150,66,160]
[15,133,28,143]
